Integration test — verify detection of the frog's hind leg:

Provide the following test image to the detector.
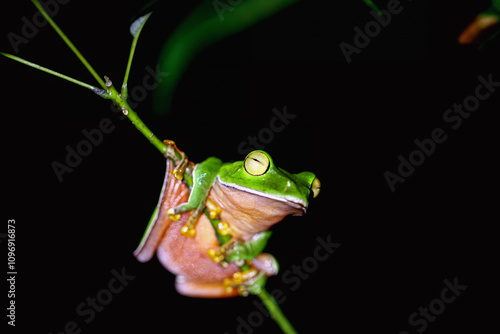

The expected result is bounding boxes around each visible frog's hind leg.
[175,276,239,298]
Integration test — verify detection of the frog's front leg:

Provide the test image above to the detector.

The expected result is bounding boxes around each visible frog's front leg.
[167,157,223,237]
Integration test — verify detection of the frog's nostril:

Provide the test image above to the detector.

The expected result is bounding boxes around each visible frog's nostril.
[311,177,321,198]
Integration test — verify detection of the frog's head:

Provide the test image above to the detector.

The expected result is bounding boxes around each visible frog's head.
[218,151,320,213]
[214,151,320,238]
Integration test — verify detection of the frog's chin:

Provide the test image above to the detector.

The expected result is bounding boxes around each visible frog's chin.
[217,180,308,214]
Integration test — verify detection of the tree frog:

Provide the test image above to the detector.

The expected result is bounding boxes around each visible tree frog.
[134,145,320,297]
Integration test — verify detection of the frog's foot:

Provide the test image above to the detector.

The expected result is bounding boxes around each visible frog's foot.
[207,231,273,267]
[173,154,188,181]
[205,199,222,219]
[163,139,190,180]
[207,239,236,265]
[167,202,205,238]
[175,276,239,298]
[223,268,267,297]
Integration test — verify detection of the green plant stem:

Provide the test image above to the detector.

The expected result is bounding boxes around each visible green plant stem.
[215,229,296,333]
[30,0,107,90]
[5,4,297,333]
[26,0,172,156]
[122,13,153,100]
[0,52,104,94]
[104,85,169,154]
[257,288,298,334]
[0,49,170,155]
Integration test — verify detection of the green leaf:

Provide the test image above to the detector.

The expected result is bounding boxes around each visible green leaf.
[153,0,299,114]
[130,12,153,38]
[493,0,500,12]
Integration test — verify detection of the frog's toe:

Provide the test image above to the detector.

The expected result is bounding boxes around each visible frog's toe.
[207,248,225,264]
[223,268,267,296]
[167,208,181,221]
[205,199,222,219]
[179,209,204,238]
[180,224,196,238]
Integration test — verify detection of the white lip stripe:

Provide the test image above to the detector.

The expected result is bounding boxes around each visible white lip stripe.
[217,176,308,209]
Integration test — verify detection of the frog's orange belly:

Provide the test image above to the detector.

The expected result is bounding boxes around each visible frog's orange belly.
[156,213,239,289]
[135,159,239,297]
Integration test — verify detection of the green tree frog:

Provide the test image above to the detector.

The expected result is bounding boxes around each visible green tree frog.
[134,144,320,297]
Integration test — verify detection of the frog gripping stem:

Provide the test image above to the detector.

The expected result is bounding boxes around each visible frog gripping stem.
[4,2,318,333]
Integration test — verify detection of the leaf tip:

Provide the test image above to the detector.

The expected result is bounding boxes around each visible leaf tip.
[129,12,153,38]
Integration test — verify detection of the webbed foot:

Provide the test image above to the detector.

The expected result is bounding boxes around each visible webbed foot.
[167,202,205,238]
[223,268,267,296]
[163,139,189,180]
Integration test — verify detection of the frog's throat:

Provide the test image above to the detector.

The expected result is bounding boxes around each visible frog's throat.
[216,176,307,213]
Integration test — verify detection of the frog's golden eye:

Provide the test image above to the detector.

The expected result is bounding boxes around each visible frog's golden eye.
[311,177,321,198]
[244,151,270,176]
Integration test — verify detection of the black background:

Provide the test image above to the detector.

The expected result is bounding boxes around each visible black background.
[2,0,498,333]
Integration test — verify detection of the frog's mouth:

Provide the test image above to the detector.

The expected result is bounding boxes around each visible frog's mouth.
[217,180,308,214]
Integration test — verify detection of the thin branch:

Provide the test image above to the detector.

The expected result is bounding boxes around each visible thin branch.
[122,12,153,100]
[100,84,170,155]
[27,1,171,156]
[0,52,107,96]
[30,0,107,90]
[258,288,298,334]
[5,4,300,334]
